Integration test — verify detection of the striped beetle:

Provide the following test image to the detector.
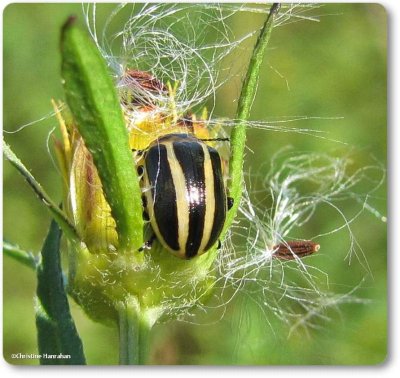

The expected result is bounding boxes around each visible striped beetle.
[138,132,233,259]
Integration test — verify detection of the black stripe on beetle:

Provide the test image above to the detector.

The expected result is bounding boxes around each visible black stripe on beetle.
[204,147,226,252]
[142,133,229,259]
[173,139,207,258]
[144,144,180,251]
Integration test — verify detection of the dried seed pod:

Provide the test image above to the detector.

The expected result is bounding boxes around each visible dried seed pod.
[125,69,167,93]
[273,240,320,260]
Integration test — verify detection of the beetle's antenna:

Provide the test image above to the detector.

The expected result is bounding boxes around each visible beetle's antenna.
[199,138,230,142]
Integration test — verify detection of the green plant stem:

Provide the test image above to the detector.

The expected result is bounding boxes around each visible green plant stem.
[3,140,79,241]
[224,3,280,234]
[118,298,152,365]
[3,241,37,270]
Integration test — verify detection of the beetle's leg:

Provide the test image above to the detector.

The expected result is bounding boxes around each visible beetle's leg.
[141,194,150,221]
[138,234,156,252]
[217,240,222,250]
[227,196,234,210]
[141,194,147,208]
[131,148,144,154]
[142,209,150,221]
[145,234,156,249]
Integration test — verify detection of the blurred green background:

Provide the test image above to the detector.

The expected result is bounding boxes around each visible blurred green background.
[3,3,386,365]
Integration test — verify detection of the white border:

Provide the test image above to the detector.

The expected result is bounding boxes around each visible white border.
[1,0,396,376]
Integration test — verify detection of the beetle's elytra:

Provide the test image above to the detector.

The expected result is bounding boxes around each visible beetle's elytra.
[141,133,231,259]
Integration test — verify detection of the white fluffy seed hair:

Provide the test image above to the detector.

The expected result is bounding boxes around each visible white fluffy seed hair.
[83,3,321,117]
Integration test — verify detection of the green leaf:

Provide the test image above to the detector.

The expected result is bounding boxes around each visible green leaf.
[3,140,79,241]
[224,3,280,234]
[36,219,86,365]
[3,241,37,270]
[60,17,143,252]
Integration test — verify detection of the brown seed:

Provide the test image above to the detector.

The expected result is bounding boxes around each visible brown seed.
[273,240,320,260]
[125,69,167,93]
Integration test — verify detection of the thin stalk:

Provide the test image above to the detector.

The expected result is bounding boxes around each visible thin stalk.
[224,3,280,234]
[3,140,79,241]
[118,299,152,365]
[3,241,37,270]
